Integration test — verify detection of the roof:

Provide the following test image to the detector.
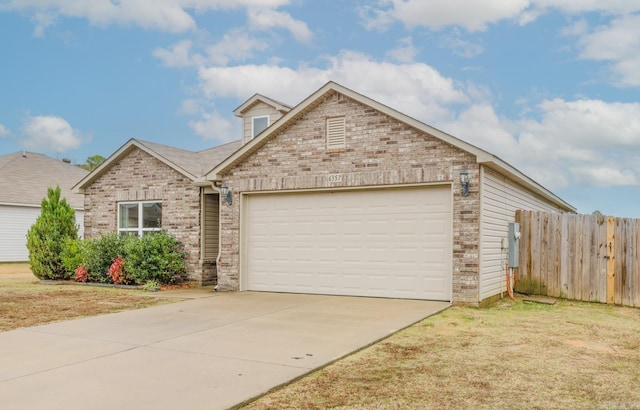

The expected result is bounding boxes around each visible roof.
[0,151,88,209]
[233,94,292,117]
[73,138,242,193]
[208,81,576,213]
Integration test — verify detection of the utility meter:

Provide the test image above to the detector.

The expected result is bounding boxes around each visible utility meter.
[508,222,520,267]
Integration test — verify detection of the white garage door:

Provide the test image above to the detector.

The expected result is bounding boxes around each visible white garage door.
[242,186,452,301]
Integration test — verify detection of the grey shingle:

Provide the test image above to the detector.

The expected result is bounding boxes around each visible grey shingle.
[0,152,89,208]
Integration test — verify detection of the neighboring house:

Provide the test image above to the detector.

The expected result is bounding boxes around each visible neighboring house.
[0,151,88,262]
[75,82,575,305]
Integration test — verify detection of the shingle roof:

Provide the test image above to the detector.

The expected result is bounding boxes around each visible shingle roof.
[73,138,243,192]
[0,152,89,208]
[209,81,576,213]
[136,139,242,179]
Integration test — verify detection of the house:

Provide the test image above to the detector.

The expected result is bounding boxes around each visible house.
[73,139,241,283]
[0,151,88,262]
[75,82,575,304]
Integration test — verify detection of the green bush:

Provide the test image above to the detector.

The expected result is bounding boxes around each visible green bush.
[58,231,186,285]
[125,231,186,285]
[27,186,79,280]
[61,238,86,276]
[83,233,134,283]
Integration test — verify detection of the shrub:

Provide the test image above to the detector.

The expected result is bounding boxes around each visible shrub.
[125,231,186,284]
[61,238,86,276]
[75,266,88,282]
[27,186,78,280]
[83,233,134,283]
[107,257,127,285]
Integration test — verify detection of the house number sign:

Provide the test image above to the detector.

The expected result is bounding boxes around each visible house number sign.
[327,174,343,183]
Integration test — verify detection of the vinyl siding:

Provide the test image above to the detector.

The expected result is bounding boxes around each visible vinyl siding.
[479,166,565,300]
[203,193,219,260]
[241,102,285,144]
[0,205,84,262]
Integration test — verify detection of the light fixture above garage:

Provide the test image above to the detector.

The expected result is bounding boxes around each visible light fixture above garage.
[221,182,233,205]
[460,167,469,197]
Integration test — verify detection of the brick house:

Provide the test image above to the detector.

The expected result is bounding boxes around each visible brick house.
[75,82,574,305]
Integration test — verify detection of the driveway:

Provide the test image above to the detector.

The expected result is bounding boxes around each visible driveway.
[0,291,448,410]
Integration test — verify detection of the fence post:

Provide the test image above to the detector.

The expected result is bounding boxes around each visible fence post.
[606,216,615,304]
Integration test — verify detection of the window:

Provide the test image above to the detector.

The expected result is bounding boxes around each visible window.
[252,115,269,138]
[326,116,345,149]
[118,201,162,236]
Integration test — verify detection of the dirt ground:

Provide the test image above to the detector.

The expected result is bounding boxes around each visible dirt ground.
[245,298,640,410]
[0,263,178,332]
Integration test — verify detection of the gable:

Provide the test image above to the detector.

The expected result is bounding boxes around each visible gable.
[223,91,472,181]
[86,147,191,194]
[240,101,287,144]
[208,81,574,212]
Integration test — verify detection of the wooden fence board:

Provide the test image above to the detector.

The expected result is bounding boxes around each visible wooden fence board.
[632,219,640,307]
[596,215,607,303]
[516,211,640,308]
[560,213,569,298]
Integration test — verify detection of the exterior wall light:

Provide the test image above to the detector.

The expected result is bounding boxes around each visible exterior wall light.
[220,182,233,205]
[460,167,470,197]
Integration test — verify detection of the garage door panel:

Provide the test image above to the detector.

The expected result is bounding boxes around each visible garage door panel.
[243,186,452,301]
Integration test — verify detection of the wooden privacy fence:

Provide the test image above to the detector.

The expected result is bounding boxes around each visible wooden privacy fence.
[515,210,640,307]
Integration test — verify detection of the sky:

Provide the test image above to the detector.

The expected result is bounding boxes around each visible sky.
[1,1,640,217]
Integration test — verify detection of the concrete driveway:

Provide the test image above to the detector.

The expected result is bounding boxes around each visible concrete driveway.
[0,291,448,410]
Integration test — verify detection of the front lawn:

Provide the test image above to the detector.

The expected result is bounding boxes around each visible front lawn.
[0,263,179,332]
[245,298,640,409]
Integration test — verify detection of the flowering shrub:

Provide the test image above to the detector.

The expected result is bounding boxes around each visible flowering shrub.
[62,231,186,285]
[75,265,88,282]
[107,257,126,285]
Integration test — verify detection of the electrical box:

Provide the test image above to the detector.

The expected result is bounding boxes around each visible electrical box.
[508,222,520,267]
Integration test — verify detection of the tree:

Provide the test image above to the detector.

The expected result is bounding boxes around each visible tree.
[27,186,78,280]
[77,154,106,171]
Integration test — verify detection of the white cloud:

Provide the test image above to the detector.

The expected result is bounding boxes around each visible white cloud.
[5,0,294,35]
[440,97,640,189]
[571,14,640,87]
[189,111,238,142]
[246,8,312,43]
[153,40,203,68]
[206,30,270,65]
[385,37,419,63]
[197,51,469,122]
[437,29,484,58]
[361,0,640,32]
[357,4,396,32]
[0,123,10,137]
[154,31,270,68]
[366,0,530,32]
[20,115,83,153]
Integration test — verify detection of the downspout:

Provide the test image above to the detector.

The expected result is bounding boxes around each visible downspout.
[195,179,223,290]
[212,181,223,291]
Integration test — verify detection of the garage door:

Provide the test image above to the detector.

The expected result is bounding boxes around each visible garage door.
[242,186,452,301]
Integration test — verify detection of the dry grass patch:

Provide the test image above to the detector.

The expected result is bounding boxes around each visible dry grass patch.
[0,263,179,332]
[245,299,640,410]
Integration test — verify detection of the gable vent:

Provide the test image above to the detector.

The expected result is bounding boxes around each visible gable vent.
[326,116,345,149]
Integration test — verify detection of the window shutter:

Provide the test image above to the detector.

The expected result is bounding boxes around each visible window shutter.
[326,116,345,149]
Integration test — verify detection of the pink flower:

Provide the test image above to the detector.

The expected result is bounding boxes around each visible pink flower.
[108,257,126,285]
[75,266,88,282]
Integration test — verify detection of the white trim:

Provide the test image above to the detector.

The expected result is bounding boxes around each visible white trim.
[207,81,574,213]
[117,200,162,236]
[251,115,270,139]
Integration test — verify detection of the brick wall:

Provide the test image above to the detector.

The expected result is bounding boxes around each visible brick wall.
[83,148,214,284]
[218,91,480,304]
